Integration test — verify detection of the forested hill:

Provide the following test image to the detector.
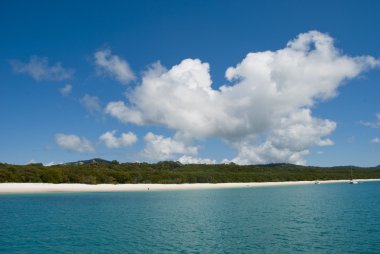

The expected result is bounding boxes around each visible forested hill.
[1,160,380,184]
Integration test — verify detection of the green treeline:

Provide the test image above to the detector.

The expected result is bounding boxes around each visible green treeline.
[1,161,380,184]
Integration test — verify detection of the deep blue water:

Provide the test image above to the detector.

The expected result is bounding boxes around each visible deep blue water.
[1,182,380,253]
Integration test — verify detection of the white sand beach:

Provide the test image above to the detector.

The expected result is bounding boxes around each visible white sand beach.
[0,179,379,194]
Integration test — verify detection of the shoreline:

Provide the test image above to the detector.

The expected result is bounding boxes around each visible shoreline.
[0,179,380,194]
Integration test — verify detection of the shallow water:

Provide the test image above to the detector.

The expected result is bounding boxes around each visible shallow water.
[1,182,380,253]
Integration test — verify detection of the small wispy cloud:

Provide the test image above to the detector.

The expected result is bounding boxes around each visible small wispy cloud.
[360,113,380,128]
[80,94,101,114]
[10,56,74,81]
[60,84,72,96]
[347,136,356,144]
[370,137,380,144]
[94,49,135,85]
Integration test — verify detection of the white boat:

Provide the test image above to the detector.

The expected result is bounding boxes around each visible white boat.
[349,168,358,184]
[314,180,320,184]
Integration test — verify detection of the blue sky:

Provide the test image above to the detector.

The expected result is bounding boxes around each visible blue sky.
[0,0,379,166]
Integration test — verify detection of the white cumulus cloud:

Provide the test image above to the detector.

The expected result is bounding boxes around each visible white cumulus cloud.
[44,161,62,166]
[142,132,198,160]
[99,130,137,148]
[371,137,380,144]
[10,56,74,81]
[105,101,144,124]
[178,155,216,164]
[228,109,336,165]
[55,133,95,153]
[105,31,378,164]
[60,84,72,96]
[94,49,135,85]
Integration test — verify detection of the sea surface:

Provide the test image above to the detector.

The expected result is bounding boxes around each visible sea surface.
[1,182,380,253]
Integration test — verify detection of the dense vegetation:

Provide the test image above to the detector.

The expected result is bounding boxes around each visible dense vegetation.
[1,160,380,184]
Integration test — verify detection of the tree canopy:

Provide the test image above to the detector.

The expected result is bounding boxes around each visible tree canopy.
[1,161,379,184]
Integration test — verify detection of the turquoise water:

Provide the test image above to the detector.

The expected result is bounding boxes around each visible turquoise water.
[1,183,380,253]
